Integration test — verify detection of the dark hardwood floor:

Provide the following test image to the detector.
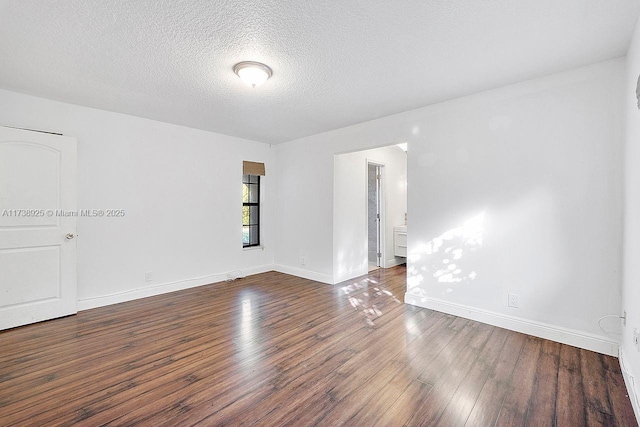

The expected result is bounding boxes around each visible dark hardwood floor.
[0,265,636,426]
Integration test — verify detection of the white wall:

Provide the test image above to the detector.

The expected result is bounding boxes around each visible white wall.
[276,59,624,355]
[406,59,624,356]
[0,89,275,309]
[621,15,640,419]
[333,145,407,283]
[273,141,335,283]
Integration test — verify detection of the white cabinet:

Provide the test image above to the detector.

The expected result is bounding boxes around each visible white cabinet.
[394,225,407,257]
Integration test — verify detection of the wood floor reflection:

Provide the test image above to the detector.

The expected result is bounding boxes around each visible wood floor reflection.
[0,266,636,426]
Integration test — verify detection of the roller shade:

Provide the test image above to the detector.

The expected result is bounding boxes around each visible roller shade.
[243,161,266,176]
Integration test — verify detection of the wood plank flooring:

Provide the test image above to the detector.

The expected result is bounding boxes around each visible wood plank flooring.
[0,265,636,426]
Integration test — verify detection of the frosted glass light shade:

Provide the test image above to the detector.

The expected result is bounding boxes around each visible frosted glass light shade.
[234,61,273,88]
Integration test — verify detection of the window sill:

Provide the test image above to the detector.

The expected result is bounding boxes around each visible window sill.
[243,245,265,252]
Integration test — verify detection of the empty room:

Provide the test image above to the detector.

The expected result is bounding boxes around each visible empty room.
[2,1,640,425]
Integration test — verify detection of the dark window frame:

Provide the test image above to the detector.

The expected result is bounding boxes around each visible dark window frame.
[242,174,260,248]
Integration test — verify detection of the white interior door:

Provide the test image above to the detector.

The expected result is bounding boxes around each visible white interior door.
[0,126,77,330]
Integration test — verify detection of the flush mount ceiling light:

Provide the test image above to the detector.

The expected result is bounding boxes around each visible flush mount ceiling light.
[233,61,272,88]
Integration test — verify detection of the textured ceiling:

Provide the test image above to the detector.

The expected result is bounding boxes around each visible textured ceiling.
[1,0,639,144]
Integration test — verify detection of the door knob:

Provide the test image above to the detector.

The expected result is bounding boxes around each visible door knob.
[65,233,75,240]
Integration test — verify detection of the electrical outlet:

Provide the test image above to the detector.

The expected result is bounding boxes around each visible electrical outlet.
[144,271,153,282]
[508,293,519,308]
[300,256,306,266]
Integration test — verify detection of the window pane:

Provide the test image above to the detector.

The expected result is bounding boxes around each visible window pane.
[249,225,259,245]
[249,205,259,225]
[243,206,250,226]
[249,184,259,203]
[242,226,250,245]
[243,183,249,203]
[250,175,259,184]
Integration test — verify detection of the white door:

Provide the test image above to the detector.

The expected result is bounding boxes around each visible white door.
[0,126,77,330]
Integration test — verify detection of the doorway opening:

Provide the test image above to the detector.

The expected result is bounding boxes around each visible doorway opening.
[332,143,407,284]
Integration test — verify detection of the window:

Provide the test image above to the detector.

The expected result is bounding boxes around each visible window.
[242,160,265,248]
[242,174,260,247]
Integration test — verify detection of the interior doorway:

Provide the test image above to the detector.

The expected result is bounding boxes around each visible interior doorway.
[332,144,407,284]
[368,163,383,271]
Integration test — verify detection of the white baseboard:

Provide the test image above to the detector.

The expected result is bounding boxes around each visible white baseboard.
[273,264,334,285]
[334,269,369,286]
[78,264,275,311]
[619,347,640,423]
[405,294,619,357]
[383,257,406,268]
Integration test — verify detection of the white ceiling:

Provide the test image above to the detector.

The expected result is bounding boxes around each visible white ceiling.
[1,1,639,144]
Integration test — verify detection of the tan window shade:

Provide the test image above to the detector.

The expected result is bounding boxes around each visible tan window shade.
[243,161,266,176]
